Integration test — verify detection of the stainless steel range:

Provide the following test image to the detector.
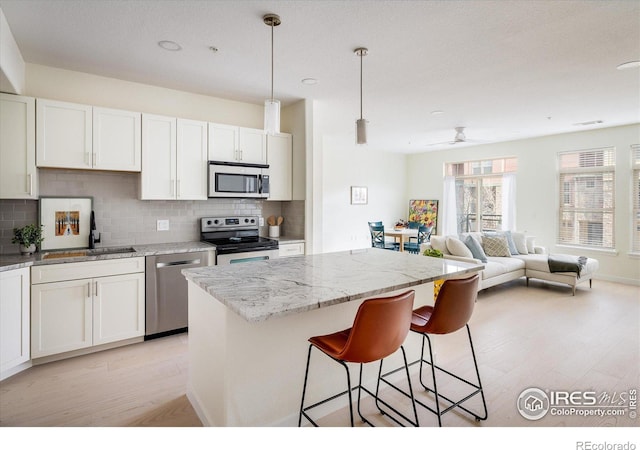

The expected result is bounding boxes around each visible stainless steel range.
[201,215,279,264]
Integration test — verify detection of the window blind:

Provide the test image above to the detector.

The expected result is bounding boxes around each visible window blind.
[557,147,615,249]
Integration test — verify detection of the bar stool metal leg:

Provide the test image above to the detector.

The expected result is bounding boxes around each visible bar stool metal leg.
[416,325,488,425]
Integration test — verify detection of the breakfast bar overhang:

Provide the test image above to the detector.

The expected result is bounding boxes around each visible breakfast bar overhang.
[182,248,483,426]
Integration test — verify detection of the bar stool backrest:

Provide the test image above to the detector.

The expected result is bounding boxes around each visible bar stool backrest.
[339,290,415,363]
[426,274,479,335]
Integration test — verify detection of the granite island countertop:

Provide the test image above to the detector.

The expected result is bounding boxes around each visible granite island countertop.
[0,241,216,272]
[182,247,483,322]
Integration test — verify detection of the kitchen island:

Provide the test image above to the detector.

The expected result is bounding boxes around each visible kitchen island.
[182,248,482,426]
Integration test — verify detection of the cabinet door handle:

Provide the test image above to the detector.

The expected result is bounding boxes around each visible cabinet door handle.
[177,179,181,198]
[85,151,91,166]
[87,282,91,299]
[93,152,97,167]
[170,179,175,197]
[94,281,98,297]
[27,173,32,196]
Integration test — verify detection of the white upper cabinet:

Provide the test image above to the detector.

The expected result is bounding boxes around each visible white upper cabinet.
[141,114,177,200]
[238,127,267,165]
[140,114,207,200]
[208,123,266,165]
[208,123,237,162]
[266,133,292,201]
[36,98,93,169]
[0,93,37,199]
[93,107,141,171]
[176,118,208,200]
[36,99,142,172]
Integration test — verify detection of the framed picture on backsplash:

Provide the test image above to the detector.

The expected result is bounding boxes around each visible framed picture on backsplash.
[408,199,438,234]
[39,197,93,250]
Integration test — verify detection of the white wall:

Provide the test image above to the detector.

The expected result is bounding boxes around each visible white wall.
[0,8,25,94]
[311,101,408,254]
[24,63,263,127]
[406,124,640,285]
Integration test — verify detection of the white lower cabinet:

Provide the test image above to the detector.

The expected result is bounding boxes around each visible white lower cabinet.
[93,273,145,345]
[278,242,305,258]
[0,267,31,380]
[31,258,145,359]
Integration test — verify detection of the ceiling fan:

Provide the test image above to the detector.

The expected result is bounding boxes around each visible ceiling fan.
[426,127,473,146]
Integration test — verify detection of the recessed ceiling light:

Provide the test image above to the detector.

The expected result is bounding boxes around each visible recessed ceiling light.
[616,60,640,70]
[301,78,318,85]
[430,110,444,116]
[158,40,182,51]
[209,46,219,53]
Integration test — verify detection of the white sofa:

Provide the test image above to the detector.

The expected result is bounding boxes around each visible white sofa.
[424,232,599,295]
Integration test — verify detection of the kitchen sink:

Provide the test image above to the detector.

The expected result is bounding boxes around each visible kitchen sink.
[42,247,136,259]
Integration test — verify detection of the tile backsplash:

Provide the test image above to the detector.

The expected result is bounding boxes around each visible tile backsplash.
[0,169,304,254]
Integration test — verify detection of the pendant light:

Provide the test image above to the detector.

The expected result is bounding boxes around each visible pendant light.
[263,13,281,135]
[355,47,368,145]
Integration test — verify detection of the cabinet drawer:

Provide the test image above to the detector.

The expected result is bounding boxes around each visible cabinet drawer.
[279,243,305,258]
[31,257,145,284]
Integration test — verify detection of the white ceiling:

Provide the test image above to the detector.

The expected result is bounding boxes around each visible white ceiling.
[1,0,639,153]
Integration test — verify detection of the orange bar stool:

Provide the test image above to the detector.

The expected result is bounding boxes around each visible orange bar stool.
[298,290,419,427]
[381,274,487,426]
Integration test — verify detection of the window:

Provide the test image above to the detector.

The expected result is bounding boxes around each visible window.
[632,145,640,253]
[446,157,517,233]
[557,147,615,249]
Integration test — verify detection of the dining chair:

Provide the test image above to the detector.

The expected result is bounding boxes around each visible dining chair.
[407,221,420,229]
[369,224,399,251]
[403,225,432,254]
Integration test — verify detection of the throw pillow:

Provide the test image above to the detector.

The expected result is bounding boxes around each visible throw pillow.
[430,235,449,254]
[526,236,537,254]
[512,232,528,254]
[446,236,473,258]
[501,230,520,255]
[463,235,488,263]
[482,235,511,257]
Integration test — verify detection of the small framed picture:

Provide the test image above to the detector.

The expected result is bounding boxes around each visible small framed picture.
[39,197,93,250]
[350,186,368,205]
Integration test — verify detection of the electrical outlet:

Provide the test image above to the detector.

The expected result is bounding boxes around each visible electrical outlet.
[259,217,264,226]
[157,219,170,231]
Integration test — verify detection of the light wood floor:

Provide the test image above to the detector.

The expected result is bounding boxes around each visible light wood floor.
[1,278,638,429]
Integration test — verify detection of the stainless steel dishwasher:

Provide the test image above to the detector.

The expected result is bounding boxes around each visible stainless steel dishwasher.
[145,251,212,339]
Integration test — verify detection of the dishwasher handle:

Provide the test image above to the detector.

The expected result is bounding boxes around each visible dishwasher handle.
[156,258,201,268]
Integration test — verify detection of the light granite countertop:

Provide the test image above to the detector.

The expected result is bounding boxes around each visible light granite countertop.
[182,247,483,322]
[0,241,216,272]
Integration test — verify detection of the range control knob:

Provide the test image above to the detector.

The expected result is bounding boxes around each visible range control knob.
[206,220,212,225]
[244,218,249,223]
[249,218,255,223]
[213,219,219,225]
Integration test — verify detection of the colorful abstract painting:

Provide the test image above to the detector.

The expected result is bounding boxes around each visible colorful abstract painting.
[408,199,438,233]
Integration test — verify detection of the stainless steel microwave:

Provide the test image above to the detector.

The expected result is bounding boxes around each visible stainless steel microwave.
[208,161,270,198]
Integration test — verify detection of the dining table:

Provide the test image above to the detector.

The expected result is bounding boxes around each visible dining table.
[384,227,418,252]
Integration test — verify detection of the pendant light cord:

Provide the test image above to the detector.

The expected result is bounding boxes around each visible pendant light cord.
[270,22,274,103]
[359,51,363,120]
